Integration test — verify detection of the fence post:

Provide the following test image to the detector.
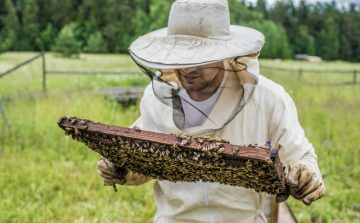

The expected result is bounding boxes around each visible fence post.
[354,71,357,84]
[42,51,46,92]
[0,95,10,133]
[298,69,303,80]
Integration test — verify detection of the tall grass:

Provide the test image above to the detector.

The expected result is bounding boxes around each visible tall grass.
[0,53,359,222]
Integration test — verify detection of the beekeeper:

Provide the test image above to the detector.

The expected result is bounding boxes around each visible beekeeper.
[97,0,325,222]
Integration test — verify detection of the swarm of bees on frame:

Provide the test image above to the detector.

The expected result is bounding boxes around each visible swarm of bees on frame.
[60,115,284,195]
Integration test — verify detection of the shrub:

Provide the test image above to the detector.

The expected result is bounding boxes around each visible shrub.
[0,29,16,53]
[51,24,82,58]
[242,20,292,59]
[84,31,108,53]
[35,23,57,51]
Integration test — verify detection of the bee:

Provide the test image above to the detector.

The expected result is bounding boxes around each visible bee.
[217,148,225,154]
[165,150,170,156]
[149,147,154,153]
[202,145,208,151]
[192,153,200,161]
[134,126,141,132]
[137,146,143,152]
[215,137,221,142]
[74,127,80,135]
[143,149,149,153]
[186,137,191,143]
[64,131,70,136]
[80,119,86,125]
[232,147,239,155]
[81,125,88,130]
[154,150,160,156]
[173,142,179,148]
[205,151,213,158]
[196,143,202,150]
[208,138,215,142]
[181,139,188,145]
[65,127,72,132]
[266,157,273,164]
[197,138,204,144]
[70,118,77,124]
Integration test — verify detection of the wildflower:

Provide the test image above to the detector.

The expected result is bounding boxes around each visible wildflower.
[324,141,330,146]
[354,203,359,210]
[115,202,120,207]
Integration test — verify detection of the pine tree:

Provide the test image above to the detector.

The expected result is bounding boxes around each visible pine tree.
[342,4,360,62]
[255,0,269,19]
[0,0,8,31]
[316,17,339,60]
[22,0,40,50]
[339,35,351,61]
[228,0,263,24]
[292,25,315,55]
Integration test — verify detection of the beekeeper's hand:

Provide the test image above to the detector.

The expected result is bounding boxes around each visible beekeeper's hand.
[97,157,127,186]
[275,160,325,205]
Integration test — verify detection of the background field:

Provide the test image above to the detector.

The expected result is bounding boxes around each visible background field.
[0,52,359,222]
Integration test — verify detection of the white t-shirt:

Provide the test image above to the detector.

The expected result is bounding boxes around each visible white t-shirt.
[176,75,227,129]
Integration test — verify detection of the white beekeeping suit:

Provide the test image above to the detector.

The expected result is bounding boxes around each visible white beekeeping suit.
[97,0,325,222]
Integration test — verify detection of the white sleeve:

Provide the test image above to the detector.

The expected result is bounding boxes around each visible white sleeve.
[269,90,322,179]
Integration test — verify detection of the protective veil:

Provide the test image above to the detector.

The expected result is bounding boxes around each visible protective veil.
[132,53,260,134]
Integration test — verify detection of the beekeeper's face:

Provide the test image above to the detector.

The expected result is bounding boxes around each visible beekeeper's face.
[174,61,224,92]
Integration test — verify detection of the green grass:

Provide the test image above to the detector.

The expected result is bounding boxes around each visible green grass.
[0,52,359,222]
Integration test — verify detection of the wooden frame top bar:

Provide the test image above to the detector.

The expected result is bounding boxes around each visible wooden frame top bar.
[59,117,271,161]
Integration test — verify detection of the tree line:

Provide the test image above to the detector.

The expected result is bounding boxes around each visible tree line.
[0,0,359,61]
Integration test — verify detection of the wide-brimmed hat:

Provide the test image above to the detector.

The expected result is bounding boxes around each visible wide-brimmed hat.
[129,0,265,70]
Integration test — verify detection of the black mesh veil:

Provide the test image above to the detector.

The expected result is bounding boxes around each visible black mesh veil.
[131,54,260,134]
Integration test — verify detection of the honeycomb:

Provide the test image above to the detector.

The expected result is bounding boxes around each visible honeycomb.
[57,115,285,194]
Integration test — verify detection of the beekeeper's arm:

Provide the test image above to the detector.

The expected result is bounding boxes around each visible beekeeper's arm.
[269,90,325,205]
[97,116,153,186]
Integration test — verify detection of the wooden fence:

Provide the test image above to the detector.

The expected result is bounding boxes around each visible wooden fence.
[260,65,359,85]
[1,52,359,132]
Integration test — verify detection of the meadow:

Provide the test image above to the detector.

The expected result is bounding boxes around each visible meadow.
[0,52,359,222]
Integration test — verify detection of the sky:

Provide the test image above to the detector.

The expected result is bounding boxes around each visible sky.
[246,0,360,9]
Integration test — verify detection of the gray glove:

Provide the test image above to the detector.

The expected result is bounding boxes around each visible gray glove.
[276,160,326,205]
[97,157,128,186]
